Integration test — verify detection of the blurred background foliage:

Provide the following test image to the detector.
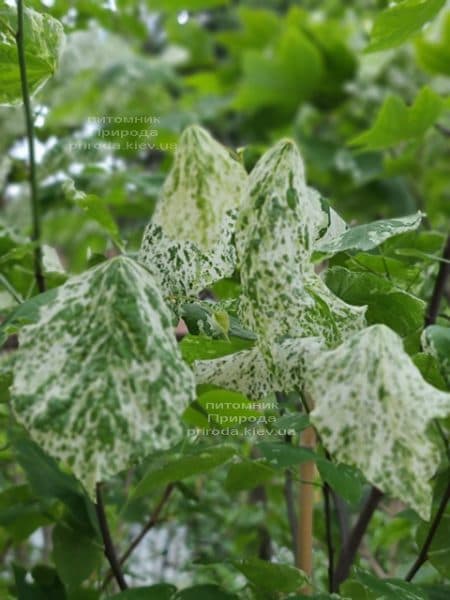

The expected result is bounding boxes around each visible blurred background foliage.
[0,0,449,598]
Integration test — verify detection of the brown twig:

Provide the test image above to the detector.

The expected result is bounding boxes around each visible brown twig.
[103,483,175,588]
[96,483,128,591]
[425,234,450,326]
[405,480,450,581]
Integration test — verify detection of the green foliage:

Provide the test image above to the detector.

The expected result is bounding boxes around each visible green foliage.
[366,0,447,53]
[0,2,64,105]
[1,0,450,597]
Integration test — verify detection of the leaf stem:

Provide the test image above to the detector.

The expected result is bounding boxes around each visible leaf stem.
[297,425,316,595]
[95,483,128,591]
[405,480,450,581]
[323,483,335,593]
[15,0,45,294]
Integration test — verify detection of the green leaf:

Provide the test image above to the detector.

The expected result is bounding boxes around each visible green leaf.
[314,212,423,259]
[354,568,427,599]
[325,267,425,339]
[0,484,53,541]
[0,4,65,105]
[422,325,450,385]
[63,180,123,250]
[235,27,323,114]
[52,524,101,590]
[12,436,98,535]
[144,0,230,11]
[10,257,195,497]
[225,459,274,492]
[231,558,308,593]
[307,324,450,519]
[350,87,444,150]
[174,585,238,600]
[316,461,364,506]
[366,0,446,53]
[257,441,316,469]
[183,389,261,430]
[180,302,256,341]
[180,334,254,365]
[109,585,177,600]
[416,14,450,76]
[132,444,235,499]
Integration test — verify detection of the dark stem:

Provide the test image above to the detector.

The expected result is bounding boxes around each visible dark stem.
[103,483,175,588]
[332,487,383,591]
[425,234,450,327]
[435,123,450,138]
[95,483,128,591]
[323,483,335,593]
[405,480,450,581]
[15,0,45,294]
[331,491,350,547]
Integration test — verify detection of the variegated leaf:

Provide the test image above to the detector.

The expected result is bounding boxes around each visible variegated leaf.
[139,210,237,302]
[307,324,450,519]
[195,337,322,400]
[153,125,247,252]
[139,125,247,300]
[11,256,195,497]
[235,139,365,357]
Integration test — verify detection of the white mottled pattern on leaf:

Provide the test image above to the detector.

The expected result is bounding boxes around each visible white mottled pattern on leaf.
[11,256,195,496]
[235,139,365,358]
[153,125,247,251]
[307,324,450,519]
[195,337,322,400]
[314,212,423,258]
[139,210,237,301]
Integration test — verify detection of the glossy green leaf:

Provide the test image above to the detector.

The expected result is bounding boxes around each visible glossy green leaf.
[0,3,65,105]
[11,257,195,497]
[351,87,444,150]
[225,459,274,492]
[325,267,425,338]
[314,212,423,259]
[354,568,427,599]
[307,324,450,519]
[416,512,450,577]
[132,445,235,499]
[366,0,446,53]
[174,585,238,600]
[416,14,450,76]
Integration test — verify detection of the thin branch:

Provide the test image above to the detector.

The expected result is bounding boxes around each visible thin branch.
[331,491,350,547]
[332,487,383,591]
[95,483,128,591]
[425,234,450,327]
[405,480,450,581]
[103,483,175,588]
[15,0,45,294]
[323,483,335,593]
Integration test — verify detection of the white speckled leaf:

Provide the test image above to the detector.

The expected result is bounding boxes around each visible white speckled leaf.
[139,125,247,300]
[307,324,450,519]
[195,337,323,400]
[0,4,65,105]
[235,139,365,359]
[139,210,237,301]
[11,256,195,497]
[153,125,247,252]
[314,212,423,259]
